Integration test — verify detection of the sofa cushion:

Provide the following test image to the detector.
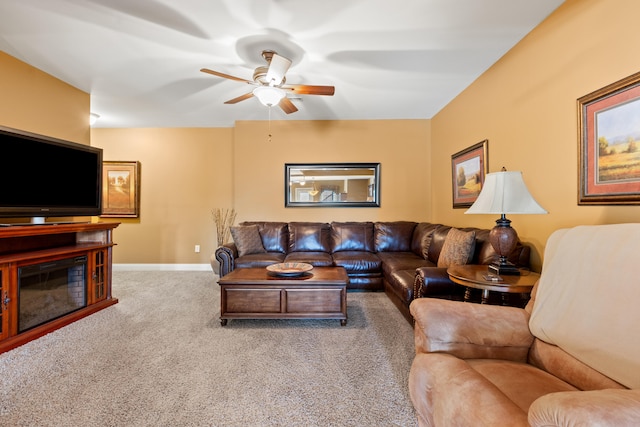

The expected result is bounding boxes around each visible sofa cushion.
[437,228,476,267]
[230,225,266,257]
[411,223,440,258]
[426,225,451,264]
[529,224,640,389]
[374,221,417,252]
[378,251,430,278]
[284,251,333,267]
[332,251,381,273]
[235,252,286,269]
[331,221,375,252]
[288,222,331,252]
[241,221,288,253]
[468,359,578,412]
[409,353,532,426]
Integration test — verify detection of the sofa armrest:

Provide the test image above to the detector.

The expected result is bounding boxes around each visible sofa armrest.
[528,389,640,427]
[215,243,237,277]
[413,267,464,300]
[409,298,533,361]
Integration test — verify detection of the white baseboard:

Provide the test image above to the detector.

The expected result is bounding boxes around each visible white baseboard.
[113,263,213,272]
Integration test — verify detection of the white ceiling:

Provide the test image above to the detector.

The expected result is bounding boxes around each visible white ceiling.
[0,0,564,128]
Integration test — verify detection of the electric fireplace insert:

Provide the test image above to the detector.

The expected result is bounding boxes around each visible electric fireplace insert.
[18,256,88,333]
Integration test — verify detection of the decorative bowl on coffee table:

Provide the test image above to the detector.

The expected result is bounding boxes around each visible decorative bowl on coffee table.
[266,262,313,277]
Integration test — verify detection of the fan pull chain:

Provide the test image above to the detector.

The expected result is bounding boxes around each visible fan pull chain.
[268,106,272,142]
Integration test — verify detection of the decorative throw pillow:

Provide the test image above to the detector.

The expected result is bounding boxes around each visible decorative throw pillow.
[374,221,417,252]
[421,225,440,260]
[421,233,433,260]
[230,225,266,257]
[437,228,476,268]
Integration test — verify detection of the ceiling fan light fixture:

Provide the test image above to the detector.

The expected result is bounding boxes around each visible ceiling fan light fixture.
[253,86,285,107]
[201,49,333,115]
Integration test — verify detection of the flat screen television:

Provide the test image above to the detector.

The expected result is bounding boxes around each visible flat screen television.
[0,125,102,221]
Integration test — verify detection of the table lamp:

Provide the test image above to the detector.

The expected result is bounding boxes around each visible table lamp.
[465,169,547,275]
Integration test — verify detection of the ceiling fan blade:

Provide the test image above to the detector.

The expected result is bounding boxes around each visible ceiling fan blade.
[281,84,335,96]
[224,92,254,104]
[200,68,253,84]
[279,97,298,114]
[265,53,292,86]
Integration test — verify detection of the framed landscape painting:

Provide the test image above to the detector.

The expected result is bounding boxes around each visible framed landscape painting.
[101,161,141,217]
[451,140,488,208]
[578,71,640,205]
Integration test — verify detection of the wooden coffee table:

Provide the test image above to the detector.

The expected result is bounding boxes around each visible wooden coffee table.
[217,266,349,326]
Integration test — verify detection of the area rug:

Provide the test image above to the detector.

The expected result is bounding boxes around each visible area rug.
[0,270,416,426]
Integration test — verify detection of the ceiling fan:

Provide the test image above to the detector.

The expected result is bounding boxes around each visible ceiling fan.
[200,50,335,114]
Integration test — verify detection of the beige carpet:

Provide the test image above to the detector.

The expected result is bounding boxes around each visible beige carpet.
[0,270,417,426]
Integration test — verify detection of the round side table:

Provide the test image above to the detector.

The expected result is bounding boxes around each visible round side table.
[447,265,540,306]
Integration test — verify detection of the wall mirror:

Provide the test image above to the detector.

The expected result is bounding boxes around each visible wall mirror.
[285,163,380,207]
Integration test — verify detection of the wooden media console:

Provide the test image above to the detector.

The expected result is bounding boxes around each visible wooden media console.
[0,222,119,354]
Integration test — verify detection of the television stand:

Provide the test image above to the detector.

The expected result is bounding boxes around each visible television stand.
[0,221,90,227]
[0,222,119,354]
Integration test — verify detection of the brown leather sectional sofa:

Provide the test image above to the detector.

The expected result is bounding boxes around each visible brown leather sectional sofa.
[215,221,530,322]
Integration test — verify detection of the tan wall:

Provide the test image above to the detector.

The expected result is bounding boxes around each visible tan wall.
[233,120,431,223]
[0,51,89,144]
[431,0,640,270]
[91,128,234,264]
[92,120,430,264]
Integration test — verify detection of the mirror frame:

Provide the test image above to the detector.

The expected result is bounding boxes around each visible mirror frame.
[285,163,381,207]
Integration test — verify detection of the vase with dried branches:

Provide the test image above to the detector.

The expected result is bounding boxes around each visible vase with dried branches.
[212,208,237,247]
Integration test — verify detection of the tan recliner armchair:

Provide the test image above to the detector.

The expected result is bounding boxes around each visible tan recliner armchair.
[408,224,640,426]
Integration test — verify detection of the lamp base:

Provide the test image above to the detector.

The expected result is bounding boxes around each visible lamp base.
[488,262,521,276]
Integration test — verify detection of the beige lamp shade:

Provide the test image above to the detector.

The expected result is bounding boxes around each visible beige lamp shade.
[465,171,547,215]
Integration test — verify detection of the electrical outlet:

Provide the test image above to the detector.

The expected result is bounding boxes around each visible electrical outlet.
[194,244,200,253]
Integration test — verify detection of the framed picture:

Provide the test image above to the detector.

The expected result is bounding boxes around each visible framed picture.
[451,140,488,208]
[101,161,141,217]
[578,71,640,204]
